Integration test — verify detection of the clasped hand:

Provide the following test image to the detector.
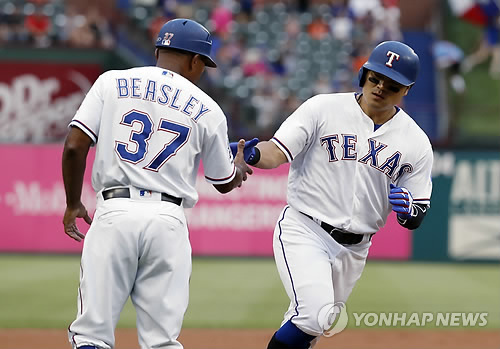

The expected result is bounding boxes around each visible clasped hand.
[230,137,259,164]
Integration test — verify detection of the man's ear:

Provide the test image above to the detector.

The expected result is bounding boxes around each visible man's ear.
[155,48,159,61]
[403,85,412,96]
[189,54,201,70]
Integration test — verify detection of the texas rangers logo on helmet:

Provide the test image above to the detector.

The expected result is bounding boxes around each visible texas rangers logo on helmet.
[162,32,174,46]
[385,51,400,67]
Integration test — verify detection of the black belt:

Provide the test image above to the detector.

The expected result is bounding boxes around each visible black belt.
[102,188,182,206]
[302,213,373,245]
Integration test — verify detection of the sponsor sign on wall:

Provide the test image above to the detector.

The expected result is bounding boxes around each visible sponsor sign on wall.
[0,145,410,258]
[0,62,101,143]
[446,152,500,260]
[414,151,500,261]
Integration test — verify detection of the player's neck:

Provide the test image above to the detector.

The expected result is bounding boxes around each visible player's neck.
[156,55,194,83]
[357,94,397,125]
[157,61,183,76]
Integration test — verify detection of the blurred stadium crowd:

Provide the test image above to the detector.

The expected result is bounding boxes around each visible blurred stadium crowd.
[132,0,404,139]
[1,0,411,140]
[0,0,115,48]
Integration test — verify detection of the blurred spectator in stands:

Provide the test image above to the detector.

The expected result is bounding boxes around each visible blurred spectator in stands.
[239,0,253,20]
[433,40,466,94]
[312,76,333,94]
[252,83,281,132]
[329,1,354,41]
[351,43,371,80]
[307,15,329,40]
[116,0,131,11]
[60,5,115,49]
[461,11,500,79]
[349,0,382,20]
[206,37,244,83]
[155,0,193,18]
[354,10,377,46]
[331,64,353,92]
[286,13,301,37]
[0,0,405,142]
[134,0,156,6]
[377,0,402,41]
[25,4,51,47]
[0,2,29,44]
[86,7,115,49]
[268,50,287,76]
[210,0,234,41]
[28,0,49,4]
[297,0,308,12]
[242,48,269,76]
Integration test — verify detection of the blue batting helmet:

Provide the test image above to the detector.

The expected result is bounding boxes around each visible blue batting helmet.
[156,18,217,68]
[358,41,419,87]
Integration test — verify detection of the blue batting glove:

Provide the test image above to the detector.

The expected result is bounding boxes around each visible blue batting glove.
[388,183,414,218]
[229,138,259,163]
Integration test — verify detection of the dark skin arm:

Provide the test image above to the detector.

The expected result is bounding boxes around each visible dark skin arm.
[62,127,93,241]
[213,139,254,194]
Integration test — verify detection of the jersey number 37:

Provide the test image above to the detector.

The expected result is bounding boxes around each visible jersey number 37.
[115,110,191,172]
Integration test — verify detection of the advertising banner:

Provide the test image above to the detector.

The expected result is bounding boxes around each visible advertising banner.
[0,62,101,143]
[446,152,500,260]
[413,151,500,262]
[0,145,410,259]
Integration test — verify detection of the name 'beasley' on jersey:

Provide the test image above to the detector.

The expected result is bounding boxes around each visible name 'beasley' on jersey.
[71,66,229,208]
[114,68,211,122]
[63,18,253,349]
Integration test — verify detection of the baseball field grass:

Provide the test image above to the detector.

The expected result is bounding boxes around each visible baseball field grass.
[0,255,499,330]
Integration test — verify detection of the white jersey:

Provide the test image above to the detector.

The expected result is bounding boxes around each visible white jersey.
[70,66,235,208]
[272,92,433,234]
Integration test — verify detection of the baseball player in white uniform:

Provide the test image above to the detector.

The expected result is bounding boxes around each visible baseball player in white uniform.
[232,41,433,348]
[62,19,252,349]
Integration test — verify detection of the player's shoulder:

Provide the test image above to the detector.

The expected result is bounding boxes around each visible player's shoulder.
[395,108,432,146]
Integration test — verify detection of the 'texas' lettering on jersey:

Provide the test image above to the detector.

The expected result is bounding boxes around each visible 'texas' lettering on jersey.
[115,78,210,122]
[320,134,412,181]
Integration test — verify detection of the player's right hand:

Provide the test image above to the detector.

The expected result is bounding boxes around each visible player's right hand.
[234,139,254,186]
[63,202,93,242]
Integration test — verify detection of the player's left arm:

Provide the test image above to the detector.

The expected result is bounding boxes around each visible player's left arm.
[62,125,93,241]
[61,73,106,240]
[389,145,433,230]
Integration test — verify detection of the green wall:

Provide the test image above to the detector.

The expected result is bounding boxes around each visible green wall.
[413,150,500,262]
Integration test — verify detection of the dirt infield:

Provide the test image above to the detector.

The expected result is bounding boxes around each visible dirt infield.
[1,328,499,349]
